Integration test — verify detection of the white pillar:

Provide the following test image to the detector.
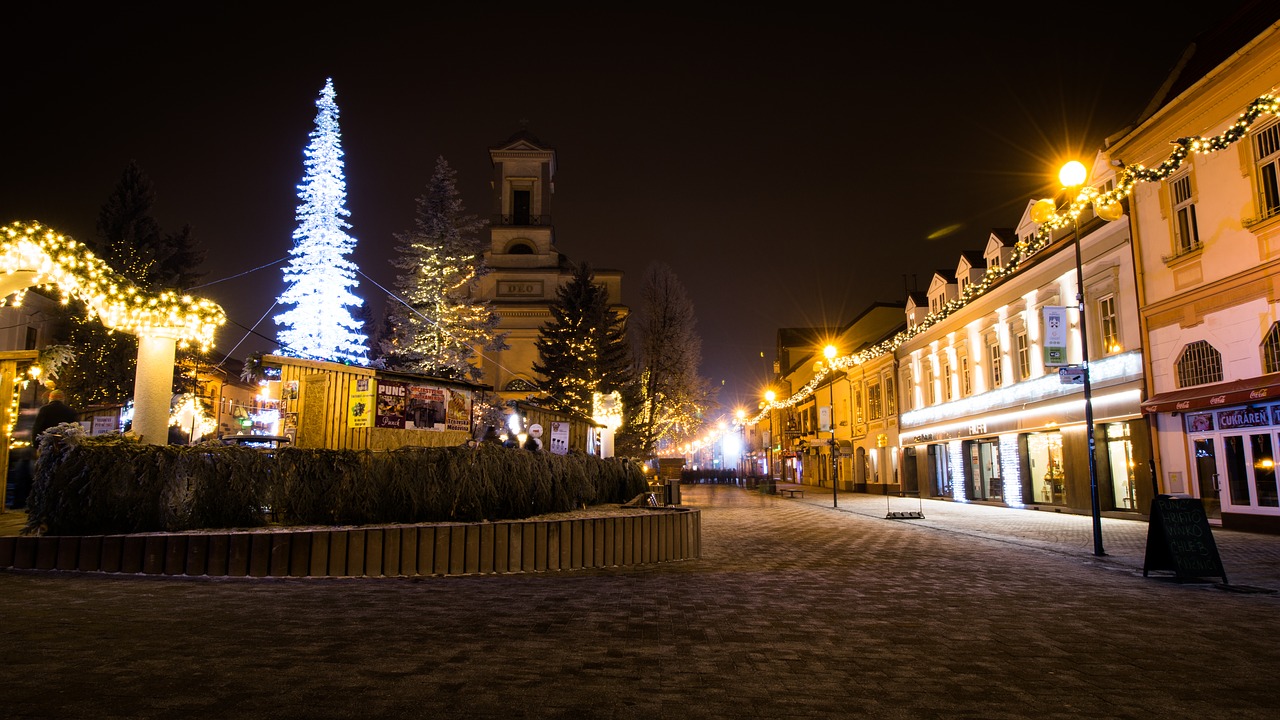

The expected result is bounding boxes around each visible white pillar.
[132,335,176,445]
[599,427,615,458]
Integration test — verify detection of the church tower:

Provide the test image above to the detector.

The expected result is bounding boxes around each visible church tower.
[474,129,625,404]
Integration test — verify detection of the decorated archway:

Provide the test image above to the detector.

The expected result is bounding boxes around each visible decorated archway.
[0,221,226,447]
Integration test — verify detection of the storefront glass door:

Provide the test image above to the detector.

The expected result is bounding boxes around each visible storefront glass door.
[1106,423,1138,511]
[1193,438,1220,520]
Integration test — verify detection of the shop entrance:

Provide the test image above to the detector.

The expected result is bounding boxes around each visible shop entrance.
[1193,438,1221,520]
[927,444,951,498]
[966,439,1001,501]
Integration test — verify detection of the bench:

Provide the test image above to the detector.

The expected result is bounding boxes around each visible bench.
[778,486,805,498]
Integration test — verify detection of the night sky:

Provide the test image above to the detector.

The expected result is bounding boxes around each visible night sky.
[1,4,1257,414]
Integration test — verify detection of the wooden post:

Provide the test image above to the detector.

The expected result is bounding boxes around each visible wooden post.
[0,350,39,514]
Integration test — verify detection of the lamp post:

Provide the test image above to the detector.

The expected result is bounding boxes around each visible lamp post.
[1057,160,1106,558]
[735,408,746,480]
[814,344,839,507]
[764,389,777,481]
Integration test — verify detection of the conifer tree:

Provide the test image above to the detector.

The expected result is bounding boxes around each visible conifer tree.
[381,156,503,380]
[533,262,631,417]
[273,77,369,365]
[56,162,208,407]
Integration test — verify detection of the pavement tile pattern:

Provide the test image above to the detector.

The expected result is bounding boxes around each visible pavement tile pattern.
[2,485,1278,719]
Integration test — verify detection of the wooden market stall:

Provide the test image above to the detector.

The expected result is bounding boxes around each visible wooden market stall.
[507,400,603,455]
[260,354,489,451]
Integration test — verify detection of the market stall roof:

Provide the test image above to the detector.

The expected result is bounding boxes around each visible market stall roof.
[1140,373,1280,414]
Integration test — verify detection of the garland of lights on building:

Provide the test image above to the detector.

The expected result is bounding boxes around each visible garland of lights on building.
[741,93,1280,428]
[1,221,228,444]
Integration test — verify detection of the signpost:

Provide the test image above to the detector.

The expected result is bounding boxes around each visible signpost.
[1058,366,1085,385]
[1143,495,1228,584]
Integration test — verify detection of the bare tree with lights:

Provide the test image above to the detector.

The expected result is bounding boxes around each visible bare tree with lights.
[532,262,631,418]
[618,261,713,458]
[273,77,369,366]
[380,156,504,380]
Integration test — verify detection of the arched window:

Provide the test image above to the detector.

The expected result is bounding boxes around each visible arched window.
[507,242,534,255]
[1176,340,1223,388]
[504,378,537,392]
[1264,322,1280,374]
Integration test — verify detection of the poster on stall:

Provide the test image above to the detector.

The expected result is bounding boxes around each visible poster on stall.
[348,377,375,428]
[91,415,117,436]
[446,389,471,431]
[282,379,299,401]
[406,385,447,429]
[548,421,569,455]
[375,380,407,428]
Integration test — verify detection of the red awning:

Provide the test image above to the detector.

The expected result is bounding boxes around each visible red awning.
[1141,373,1280,414]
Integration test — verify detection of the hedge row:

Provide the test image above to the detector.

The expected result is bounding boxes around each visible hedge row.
[25,426,649,536]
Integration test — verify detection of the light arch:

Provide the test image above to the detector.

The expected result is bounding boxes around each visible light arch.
[1,221,227,446]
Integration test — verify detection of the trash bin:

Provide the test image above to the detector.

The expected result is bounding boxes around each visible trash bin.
[665,479,681,506]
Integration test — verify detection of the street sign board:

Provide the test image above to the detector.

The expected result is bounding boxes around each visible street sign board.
[1059,366,1085,384]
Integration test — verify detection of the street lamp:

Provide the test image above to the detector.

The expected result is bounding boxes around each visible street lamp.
[814,344,839,507]
[735,408,747,480]
[1050,160,1105,557]
[764,389,777,481]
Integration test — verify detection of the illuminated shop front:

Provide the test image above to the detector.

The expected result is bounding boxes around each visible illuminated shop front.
[901,353,1151,513]
[1144,379,1280,532]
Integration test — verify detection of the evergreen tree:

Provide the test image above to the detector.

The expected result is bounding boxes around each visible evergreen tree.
[273,77,369,365]
[618,262,714,459]
[381,156,504,380]
[533,262,631,417]
[56,162,208,408]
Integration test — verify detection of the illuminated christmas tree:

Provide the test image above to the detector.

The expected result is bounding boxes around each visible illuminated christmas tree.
[533,262,631,417]
[274,77,369,365]
[381,156,504,380]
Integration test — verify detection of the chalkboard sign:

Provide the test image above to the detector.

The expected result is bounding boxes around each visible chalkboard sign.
[1143,495,1228,584]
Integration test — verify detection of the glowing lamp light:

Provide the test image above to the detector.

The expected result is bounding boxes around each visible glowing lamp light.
[1059,160,1088,188]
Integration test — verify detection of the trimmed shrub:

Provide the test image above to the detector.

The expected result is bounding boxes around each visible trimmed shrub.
[25,427,649,535]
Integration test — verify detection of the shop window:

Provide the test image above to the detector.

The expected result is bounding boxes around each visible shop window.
[1098,295,1121,354]
[1263,322,1280,374]
[1253,120,1280,222]
[1175,340,1223,388]
[1016,332,1030,380]
[1027,431,1065,505]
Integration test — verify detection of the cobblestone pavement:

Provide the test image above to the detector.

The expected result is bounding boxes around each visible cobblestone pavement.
[2,485,1278,719]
